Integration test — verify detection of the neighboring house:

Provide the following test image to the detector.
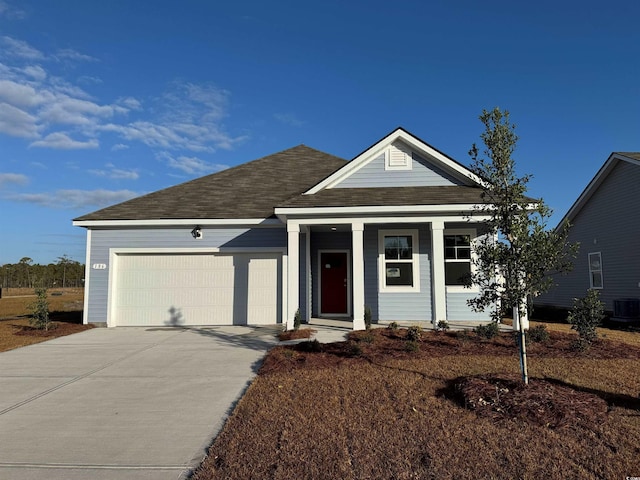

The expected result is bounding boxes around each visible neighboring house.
[535,152,640,320]
[73,128,497,330]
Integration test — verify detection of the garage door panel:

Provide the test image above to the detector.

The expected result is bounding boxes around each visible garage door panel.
[113,253,280,327]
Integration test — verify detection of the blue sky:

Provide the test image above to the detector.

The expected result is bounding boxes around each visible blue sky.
[0,0,638,265]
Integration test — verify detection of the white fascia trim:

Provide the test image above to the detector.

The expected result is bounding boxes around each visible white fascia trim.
[109,247,287,255]
[557,153,640,230]
[276,204,481,216]
[285,215,491,226]
[305,129,485,194]
[72,218,283,228]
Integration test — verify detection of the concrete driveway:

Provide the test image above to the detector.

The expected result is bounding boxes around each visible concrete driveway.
[0,326,279,480]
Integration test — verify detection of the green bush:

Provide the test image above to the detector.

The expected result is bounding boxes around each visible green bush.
[29,288,51,331]
[364,305,372,330]
[436,320,450,332]
[404,340,420,353]
[298,339,322,353]
[527,324,550,343]
[568,289,605,348]
[293,308,301,331]
[474,321,499,339]
[387,321,399,331]
[348,341,363,357]
[406,325,423,342]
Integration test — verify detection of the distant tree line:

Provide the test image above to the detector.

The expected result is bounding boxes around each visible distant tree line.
[0,255,85,289]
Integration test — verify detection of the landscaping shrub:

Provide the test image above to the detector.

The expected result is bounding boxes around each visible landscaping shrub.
[387,321,399,331]
[406,325,423,342]
[293,308,301,331]
[348,341,363,357]
[527,324,550,343]
[568,289,605,349]
[364,305,372,330]
[456,329,472,344]
[436,320,450,332]
[29,288,51,331]
[474,321,499,339]
[297,339,322,353]
[404,340,419,353]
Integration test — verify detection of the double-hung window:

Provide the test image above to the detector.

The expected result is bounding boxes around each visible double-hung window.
[379,230,419,292]
[588,252,603,289]
[444,232,473,287]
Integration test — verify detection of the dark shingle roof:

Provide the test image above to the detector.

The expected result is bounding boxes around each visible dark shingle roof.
[278,186,490,208]
[618,152,640,161]
[74,145,347,221]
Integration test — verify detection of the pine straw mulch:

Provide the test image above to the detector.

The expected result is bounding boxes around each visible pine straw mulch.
[0,314,93,352]
[260,328,638,431]
[261,328,640,376]
[455,374,609,429]
[193,326,640,480]
[277,328,317,341]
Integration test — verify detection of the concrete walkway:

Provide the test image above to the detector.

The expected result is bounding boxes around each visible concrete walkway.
[0,326,279,480]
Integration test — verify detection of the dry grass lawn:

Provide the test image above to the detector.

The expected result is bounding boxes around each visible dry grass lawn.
[0,288,92,352]
[194,326,640,480]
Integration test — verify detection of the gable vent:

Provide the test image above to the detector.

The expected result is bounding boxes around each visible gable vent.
[386,142,413,170]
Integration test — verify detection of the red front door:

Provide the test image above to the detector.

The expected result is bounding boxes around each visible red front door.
[320,252,348,314]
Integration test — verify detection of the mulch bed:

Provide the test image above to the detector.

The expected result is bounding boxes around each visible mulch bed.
[278,328,316,341]
[455,374,609,429]
[12,321,91,338]
[261,328,640,376]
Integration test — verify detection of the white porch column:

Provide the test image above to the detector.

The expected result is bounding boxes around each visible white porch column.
[286,223,300,330]
[430,221,446,330]
[352,222,366,331]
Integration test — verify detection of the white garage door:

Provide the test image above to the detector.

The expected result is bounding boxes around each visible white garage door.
[112,253,281,327]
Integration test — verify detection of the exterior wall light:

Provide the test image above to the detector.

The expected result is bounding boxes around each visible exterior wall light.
[191,226,203,239]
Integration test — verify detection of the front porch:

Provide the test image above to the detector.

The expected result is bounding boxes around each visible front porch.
[283,217,491,331]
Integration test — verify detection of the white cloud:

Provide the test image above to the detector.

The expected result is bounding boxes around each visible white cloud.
[0,172,28,186]
[0,38,245,155]
[54,48,97,63]
[89,165,139,180]
[157,151,229,175]
[0,102,39,138]
[117,96,142,110]
[30,132,99,149]
[77,75,102,85]
[111,143,129,151]
[1,36,43,60]
[274,112,305,127]
[9,188,140,209]
[0,1,26,19]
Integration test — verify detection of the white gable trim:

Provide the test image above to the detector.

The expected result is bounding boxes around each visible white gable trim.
[305,128,484,194]
[557,152,640,229]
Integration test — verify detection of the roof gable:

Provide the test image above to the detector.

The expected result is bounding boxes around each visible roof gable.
[74,145,347,223]
[559,152,640,228]
[305,127,482,194]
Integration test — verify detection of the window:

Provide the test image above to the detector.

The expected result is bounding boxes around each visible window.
[379,230,419,291]
[444,233,472,286]
[588,252,603,289]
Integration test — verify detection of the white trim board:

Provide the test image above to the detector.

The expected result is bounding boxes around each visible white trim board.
[305,128,485,194]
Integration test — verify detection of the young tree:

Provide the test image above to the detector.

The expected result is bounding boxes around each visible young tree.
[467,107,577,384]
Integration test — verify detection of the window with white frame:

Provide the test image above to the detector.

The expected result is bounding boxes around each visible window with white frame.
[379,230,419,291]
[588,252,603,289]
[444,232,472,286]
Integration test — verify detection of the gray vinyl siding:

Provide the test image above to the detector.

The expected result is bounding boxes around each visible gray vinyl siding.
[85,226,286,324]
[536,160,640,312]
[373,224,433,322]
[334,153,464,188]
[446,291,489,321]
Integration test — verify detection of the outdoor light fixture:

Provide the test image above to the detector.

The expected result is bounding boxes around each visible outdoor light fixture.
[191,226,203,239]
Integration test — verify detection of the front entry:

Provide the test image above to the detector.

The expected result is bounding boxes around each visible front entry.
[320,251,349,315]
